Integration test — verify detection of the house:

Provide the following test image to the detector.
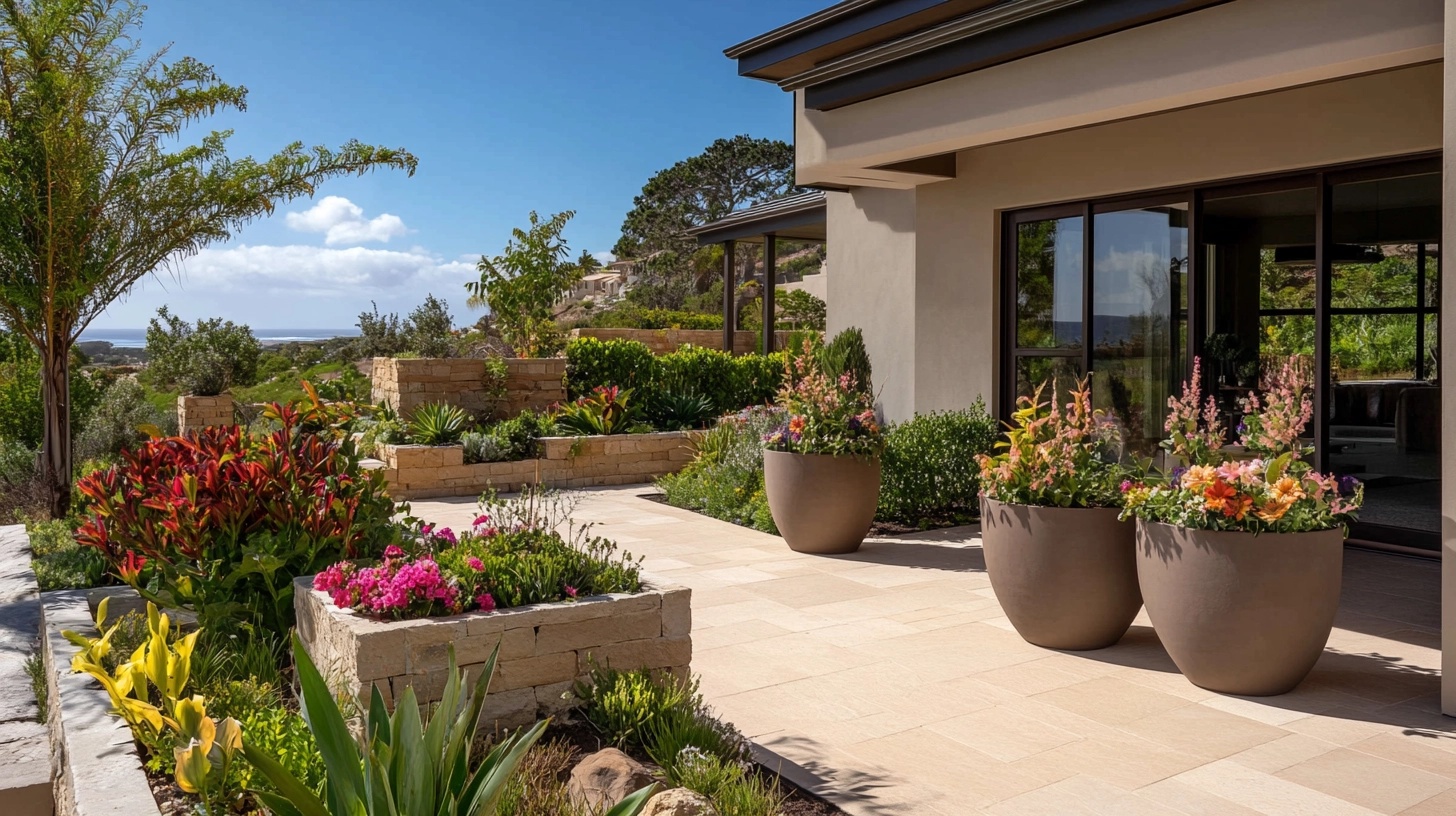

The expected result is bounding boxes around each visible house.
[724,0,1456,711]
[559,269,627,307]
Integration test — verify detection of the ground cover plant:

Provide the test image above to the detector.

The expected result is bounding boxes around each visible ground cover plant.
[657,406,786,534]
[574,664,786,816]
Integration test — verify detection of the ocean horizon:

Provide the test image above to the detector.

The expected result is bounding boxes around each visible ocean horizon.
[79,328,360,348]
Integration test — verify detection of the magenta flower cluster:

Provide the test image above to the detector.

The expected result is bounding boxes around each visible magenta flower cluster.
[313,550,461,619]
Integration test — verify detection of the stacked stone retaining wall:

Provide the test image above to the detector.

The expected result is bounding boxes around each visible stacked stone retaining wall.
[371,357,566,420]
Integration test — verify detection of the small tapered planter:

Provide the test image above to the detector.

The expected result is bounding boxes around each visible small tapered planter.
[980,497,1141,650]
[764,449,880,555]
[1136,519,1343,696]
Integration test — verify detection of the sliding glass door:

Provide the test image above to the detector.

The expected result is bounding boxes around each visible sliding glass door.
[1001,155,1440,550]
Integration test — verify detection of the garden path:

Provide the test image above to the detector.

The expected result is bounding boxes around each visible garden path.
[412,487,1454,816]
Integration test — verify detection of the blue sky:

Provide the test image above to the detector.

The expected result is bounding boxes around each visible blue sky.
[88,0,825,331]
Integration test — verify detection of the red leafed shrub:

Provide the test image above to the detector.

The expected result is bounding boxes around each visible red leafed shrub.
[75,404,400,634]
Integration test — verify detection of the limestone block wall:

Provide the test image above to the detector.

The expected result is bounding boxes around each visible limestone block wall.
[295,576,691,732]
[177,394,234,435]
[371,357,566,420]
[568,328,797,355]
[378,431,697,499]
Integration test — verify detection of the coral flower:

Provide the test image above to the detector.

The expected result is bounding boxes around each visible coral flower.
[1203,478,1237,513]
[788,416,806,435]
[1223,493,1253,521]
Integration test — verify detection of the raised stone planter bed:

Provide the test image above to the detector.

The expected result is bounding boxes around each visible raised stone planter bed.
[371,357,566,420]
[42,587,160,816]
[176,393,234,435]
[0,526,52,816]
[377,431,698,499]
[295,575,691,732]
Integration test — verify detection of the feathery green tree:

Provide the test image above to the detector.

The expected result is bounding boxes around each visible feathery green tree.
[0,0,417,516]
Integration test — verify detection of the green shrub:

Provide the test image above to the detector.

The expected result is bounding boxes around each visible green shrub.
[733,351,787,407]
[657,408,782,535]
[28,519,108,591]
[645,385,716,431]
[145,306,262,396]
[817,327,872,395]
[877,401,999,527]
[491,411,556,460]
[575,307,723,330]
[409,402,472,445]
[553,386,646,436]
[565,337,657,399]
[654,346,740,414]
[75,378,166,462]
[0,333,103,448]
[462,431,512,464]
[407,294,456,358]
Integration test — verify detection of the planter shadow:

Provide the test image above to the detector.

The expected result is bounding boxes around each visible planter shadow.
[812,528,986,573]
[753,732,907,816]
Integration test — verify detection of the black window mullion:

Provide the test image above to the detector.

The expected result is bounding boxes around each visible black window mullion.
[1417,243,1427,380]
[1082,203,1094,378]
[1313,173,1333,472]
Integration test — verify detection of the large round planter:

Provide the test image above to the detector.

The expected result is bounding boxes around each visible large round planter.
[1136,520,1344,696]
[980,497,1141,650]
[763,449,881,555]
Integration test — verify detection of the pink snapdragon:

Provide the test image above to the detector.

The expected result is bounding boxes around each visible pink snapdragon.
[475,593,496,612]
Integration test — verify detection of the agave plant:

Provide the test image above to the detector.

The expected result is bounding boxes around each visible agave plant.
[647,388,717,431]
[242,635,657,816]
[409,402,472,445]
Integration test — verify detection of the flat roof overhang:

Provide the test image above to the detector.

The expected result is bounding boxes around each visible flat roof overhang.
[686,191,827,246]
[729,0,1232,111]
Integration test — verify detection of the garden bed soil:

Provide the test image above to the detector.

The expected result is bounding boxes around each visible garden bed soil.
[532,718,847,816]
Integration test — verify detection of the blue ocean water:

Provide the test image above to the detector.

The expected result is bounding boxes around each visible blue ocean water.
[79,328,359,348]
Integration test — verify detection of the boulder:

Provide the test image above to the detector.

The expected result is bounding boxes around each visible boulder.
[568,748,656,811]
[642,788,720,816]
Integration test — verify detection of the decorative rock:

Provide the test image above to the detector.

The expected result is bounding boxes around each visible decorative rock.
[642,788,720,816]
[568,748,656,812]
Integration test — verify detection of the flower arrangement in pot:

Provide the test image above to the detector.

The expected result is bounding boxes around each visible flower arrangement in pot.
[1121,357,1362,696]
[974,379,1143,650]
[762,340,884,554]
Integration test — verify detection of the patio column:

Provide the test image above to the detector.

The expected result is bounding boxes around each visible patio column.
[722,239,736,353]
[1442,0,1456,716]
[762,233,777,353]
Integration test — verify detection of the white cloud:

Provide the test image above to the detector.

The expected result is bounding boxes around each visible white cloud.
[284,196,410,246]
[179,244,476,297]
[591,251,615,266]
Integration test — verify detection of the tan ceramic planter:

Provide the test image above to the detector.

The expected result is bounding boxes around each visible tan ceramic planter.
[763,450,880,555]
[980,497,1141,650]
[1136,520,1343,696]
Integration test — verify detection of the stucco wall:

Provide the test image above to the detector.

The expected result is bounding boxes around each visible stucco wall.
[795,0,1441,187]
[826,187,918,421]
[827,64,1441,421]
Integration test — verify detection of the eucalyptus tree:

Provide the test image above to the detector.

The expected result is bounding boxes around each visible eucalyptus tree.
[0,0,417,516]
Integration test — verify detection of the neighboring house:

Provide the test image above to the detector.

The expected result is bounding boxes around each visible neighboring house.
[724,0,1456,705]
[559,270,627,307]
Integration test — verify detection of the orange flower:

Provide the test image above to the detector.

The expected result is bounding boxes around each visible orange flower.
[1270,476,1305,503]
[1203,478,1236,513]
[788,416,806,434]
[1255,496,1293,523]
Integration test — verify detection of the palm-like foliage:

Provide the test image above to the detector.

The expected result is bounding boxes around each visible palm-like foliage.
[0,0,416,516]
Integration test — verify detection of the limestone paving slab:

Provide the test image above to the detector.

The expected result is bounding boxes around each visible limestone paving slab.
[411,487,1456,816]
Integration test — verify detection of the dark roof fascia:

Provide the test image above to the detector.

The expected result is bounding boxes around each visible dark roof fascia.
[800,0,1231,110]
[688,193,828,246]
[803,0,1234,109]
[729,0,970,80]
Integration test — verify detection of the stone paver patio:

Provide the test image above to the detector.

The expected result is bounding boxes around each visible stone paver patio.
[414,487,1454,815]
